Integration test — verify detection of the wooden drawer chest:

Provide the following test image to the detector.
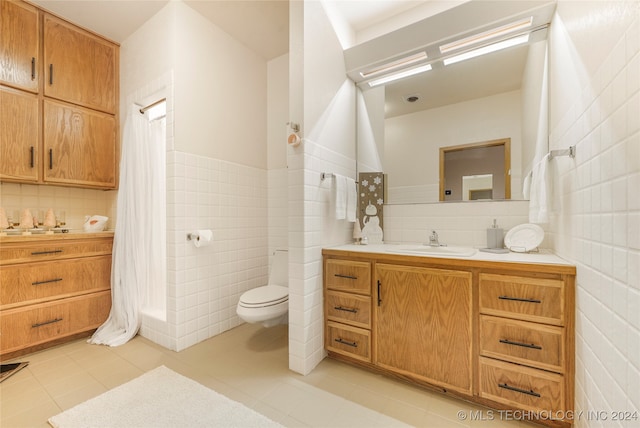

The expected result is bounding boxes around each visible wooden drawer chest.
[0,233,113,358]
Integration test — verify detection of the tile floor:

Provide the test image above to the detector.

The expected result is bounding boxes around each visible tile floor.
[1,324,533,427]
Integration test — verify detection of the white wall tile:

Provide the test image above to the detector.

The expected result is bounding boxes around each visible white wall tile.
[549,5,639,422]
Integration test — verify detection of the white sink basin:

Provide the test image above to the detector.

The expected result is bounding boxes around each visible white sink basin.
[385,245,477,258]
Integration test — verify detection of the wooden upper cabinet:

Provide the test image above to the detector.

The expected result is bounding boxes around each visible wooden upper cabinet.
[0,0,40,93]
[43,99,116,188]
[43,14,117,114]
[0,86,40,182]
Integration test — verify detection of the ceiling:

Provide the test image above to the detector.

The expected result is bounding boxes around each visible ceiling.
[30,0,429,60]
[30,1,553,117]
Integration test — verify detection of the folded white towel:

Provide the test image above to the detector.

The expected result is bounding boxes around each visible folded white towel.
[346,177,357,223]
[529,154,552,224]
[335,174,347,220]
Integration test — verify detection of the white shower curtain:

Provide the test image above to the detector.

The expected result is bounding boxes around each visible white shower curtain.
[89,105,166,346]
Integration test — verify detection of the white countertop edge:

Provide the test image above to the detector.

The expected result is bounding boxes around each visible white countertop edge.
[324,243,572,266]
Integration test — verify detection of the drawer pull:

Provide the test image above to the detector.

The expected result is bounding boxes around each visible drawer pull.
[31,57,36,79]
[335,338,358,348]
[499,339,542,350]
[498,295,541,304]
[498,383,541,398]
[334,273,358,280]
[334,306,358,314]
[32,318,63,328]
[32,278,63,286]
[31,250,63,255]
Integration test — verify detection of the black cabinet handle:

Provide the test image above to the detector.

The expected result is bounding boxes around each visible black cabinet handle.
[31,249,63,255]
[335,338,358,348]
[31,57,36,79]
[32,318,63,328]
[498,383,541,398]
[499,339,542,350]
[49,149,53,169]
[30,146,34,168]
[334,273,357,280]
[32,278,63,286]
[49,64,53,85]
[334,306,358,314]
[498,295,541,304]
[377,280,382,306]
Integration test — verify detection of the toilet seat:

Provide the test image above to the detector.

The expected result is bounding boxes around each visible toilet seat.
[238,285,288,308]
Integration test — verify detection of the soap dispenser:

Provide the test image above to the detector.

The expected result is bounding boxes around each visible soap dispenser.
[487,219,503,249]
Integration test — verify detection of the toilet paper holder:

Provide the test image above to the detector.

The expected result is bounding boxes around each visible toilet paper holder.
[187,229,212,241]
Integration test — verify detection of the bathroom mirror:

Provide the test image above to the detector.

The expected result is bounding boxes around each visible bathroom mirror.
[350,0,555,204]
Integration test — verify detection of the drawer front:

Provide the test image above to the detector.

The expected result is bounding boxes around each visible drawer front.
[479,274,564,325]
[0,291,111,355]
[325,259,371,295]
[479,357,565,413]
[0,238,113,265]
[326,321,371,362]
[326,291,371,329]
[0,255,112,308]
[480,315,564,373]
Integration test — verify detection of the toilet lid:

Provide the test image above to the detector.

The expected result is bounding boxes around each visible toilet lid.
[239,285,288,307]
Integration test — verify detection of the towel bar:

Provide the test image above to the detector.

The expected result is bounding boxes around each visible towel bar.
[548,145,575,160]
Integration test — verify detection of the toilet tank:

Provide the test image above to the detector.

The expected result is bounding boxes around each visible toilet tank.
[268,250,288,287]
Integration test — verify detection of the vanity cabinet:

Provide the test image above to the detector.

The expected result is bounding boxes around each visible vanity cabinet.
[478,273,572,416]
[323,249,575,427]
[376,264,473,395]
[324,259,372,362]
[0,0,119,190]
[0,234,113,358]
[0,0,40,93]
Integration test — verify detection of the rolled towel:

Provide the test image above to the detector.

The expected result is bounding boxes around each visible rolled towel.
[335,174,347,220]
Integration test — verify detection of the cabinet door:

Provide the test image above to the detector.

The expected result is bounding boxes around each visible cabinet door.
[0,0,39,93]
[375,263,473,394]
[43,99,116,188]
[43,14,117,114]
[0,86,39,182]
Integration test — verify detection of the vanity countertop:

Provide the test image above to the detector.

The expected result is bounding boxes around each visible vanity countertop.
[0,230,114,243]
[323,243,575,272]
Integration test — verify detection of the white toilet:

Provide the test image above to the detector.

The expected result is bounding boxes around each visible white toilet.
[236,250,288,328]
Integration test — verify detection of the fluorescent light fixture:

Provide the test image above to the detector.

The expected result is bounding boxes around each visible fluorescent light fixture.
[367,64,432,87]
[360,52,428,78]
[443,34,530,66]
[439,17,533,54]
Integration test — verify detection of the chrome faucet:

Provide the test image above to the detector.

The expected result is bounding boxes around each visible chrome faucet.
[427,230,440,247]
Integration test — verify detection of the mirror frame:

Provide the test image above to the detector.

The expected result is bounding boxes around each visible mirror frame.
[439,138,511,201]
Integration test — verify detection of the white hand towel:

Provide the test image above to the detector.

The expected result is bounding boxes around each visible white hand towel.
[346,177,357,223]
[523,170,532,200]
[335,174,347,220]
[528,153,552,224]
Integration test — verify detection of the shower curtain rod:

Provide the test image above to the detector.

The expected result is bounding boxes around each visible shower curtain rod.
[139,98,166,114]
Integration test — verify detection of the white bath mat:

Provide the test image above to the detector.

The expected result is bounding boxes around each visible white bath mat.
[48,365,281,428]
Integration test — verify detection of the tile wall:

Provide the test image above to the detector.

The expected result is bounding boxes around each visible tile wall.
[0,183,116,231]
[152,151,269,351]
[383,200,545,249]
[549,8,640,424]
